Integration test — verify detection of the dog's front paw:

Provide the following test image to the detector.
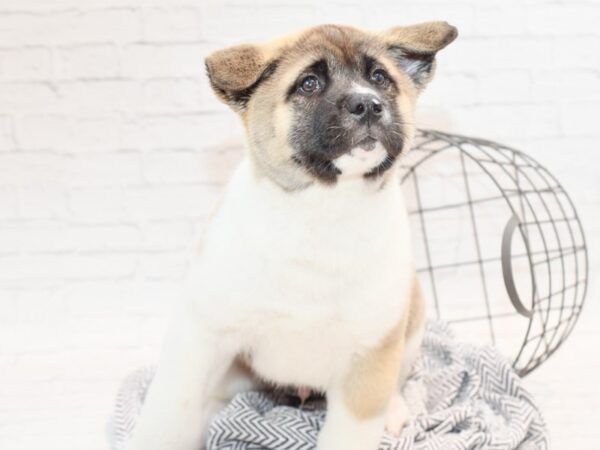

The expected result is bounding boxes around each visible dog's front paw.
[316,410,385,450]
[384,394,410,437]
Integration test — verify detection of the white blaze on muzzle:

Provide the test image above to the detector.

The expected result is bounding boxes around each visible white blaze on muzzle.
[351,82,380,97]
[332,142,388,177]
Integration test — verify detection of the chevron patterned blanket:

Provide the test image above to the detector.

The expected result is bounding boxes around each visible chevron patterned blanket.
[110,321,548,450]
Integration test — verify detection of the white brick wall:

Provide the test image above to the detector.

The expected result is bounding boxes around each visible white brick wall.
[0,1,598,449]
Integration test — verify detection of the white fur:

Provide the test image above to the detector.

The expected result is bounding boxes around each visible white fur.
[332,142,388,177]
[351,82,380,97]
[399,320,425,384]
[318,385,387,450]
[385,393,410,437]
[128,158,414,450]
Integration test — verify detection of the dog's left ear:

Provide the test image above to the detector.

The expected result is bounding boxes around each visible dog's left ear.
[382,21,458,90]
[205,44,278,112]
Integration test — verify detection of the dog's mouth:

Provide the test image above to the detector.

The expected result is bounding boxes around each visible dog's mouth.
[349,123,391,153]
[331,134,389,178]
[291,123,404,183]
[356,136,378,152]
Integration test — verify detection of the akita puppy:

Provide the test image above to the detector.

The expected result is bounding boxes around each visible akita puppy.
[129,21,457,450]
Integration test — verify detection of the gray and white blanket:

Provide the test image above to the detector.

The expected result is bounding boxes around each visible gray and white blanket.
[110,321,548,450]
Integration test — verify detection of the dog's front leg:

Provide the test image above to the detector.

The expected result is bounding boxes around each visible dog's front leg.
[128,303,237,450]
[317,320,406,450]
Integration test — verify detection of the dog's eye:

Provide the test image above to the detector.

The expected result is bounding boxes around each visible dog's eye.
[299,75,320,95]
[370,69,389,86]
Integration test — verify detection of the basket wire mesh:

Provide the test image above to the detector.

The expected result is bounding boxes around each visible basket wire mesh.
[399,129,588,375]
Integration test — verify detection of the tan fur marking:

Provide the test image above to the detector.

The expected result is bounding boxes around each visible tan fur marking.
[205,44,264,92]
[382,21,458,53]
[406,275,426,340]
[342,275,425,420]
[341,314,407,420]
[310,25,359,66]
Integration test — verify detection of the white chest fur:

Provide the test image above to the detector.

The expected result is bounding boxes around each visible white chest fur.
[186,159,413,390]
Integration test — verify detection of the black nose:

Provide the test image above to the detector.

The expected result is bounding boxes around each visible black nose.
[345,93,383,123]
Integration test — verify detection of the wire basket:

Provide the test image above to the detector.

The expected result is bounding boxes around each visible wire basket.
[400,129,588,376]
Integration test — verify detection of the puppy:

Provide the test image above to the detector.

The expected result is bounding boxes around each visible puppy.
[128,22,457,450]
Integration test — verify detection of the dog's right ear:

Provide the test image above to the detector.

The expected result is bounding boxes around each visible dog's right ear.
[205,44,278,112]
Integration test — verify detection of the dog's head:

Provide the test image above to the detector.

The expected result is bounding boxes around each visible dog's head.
[206,22,457,190]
